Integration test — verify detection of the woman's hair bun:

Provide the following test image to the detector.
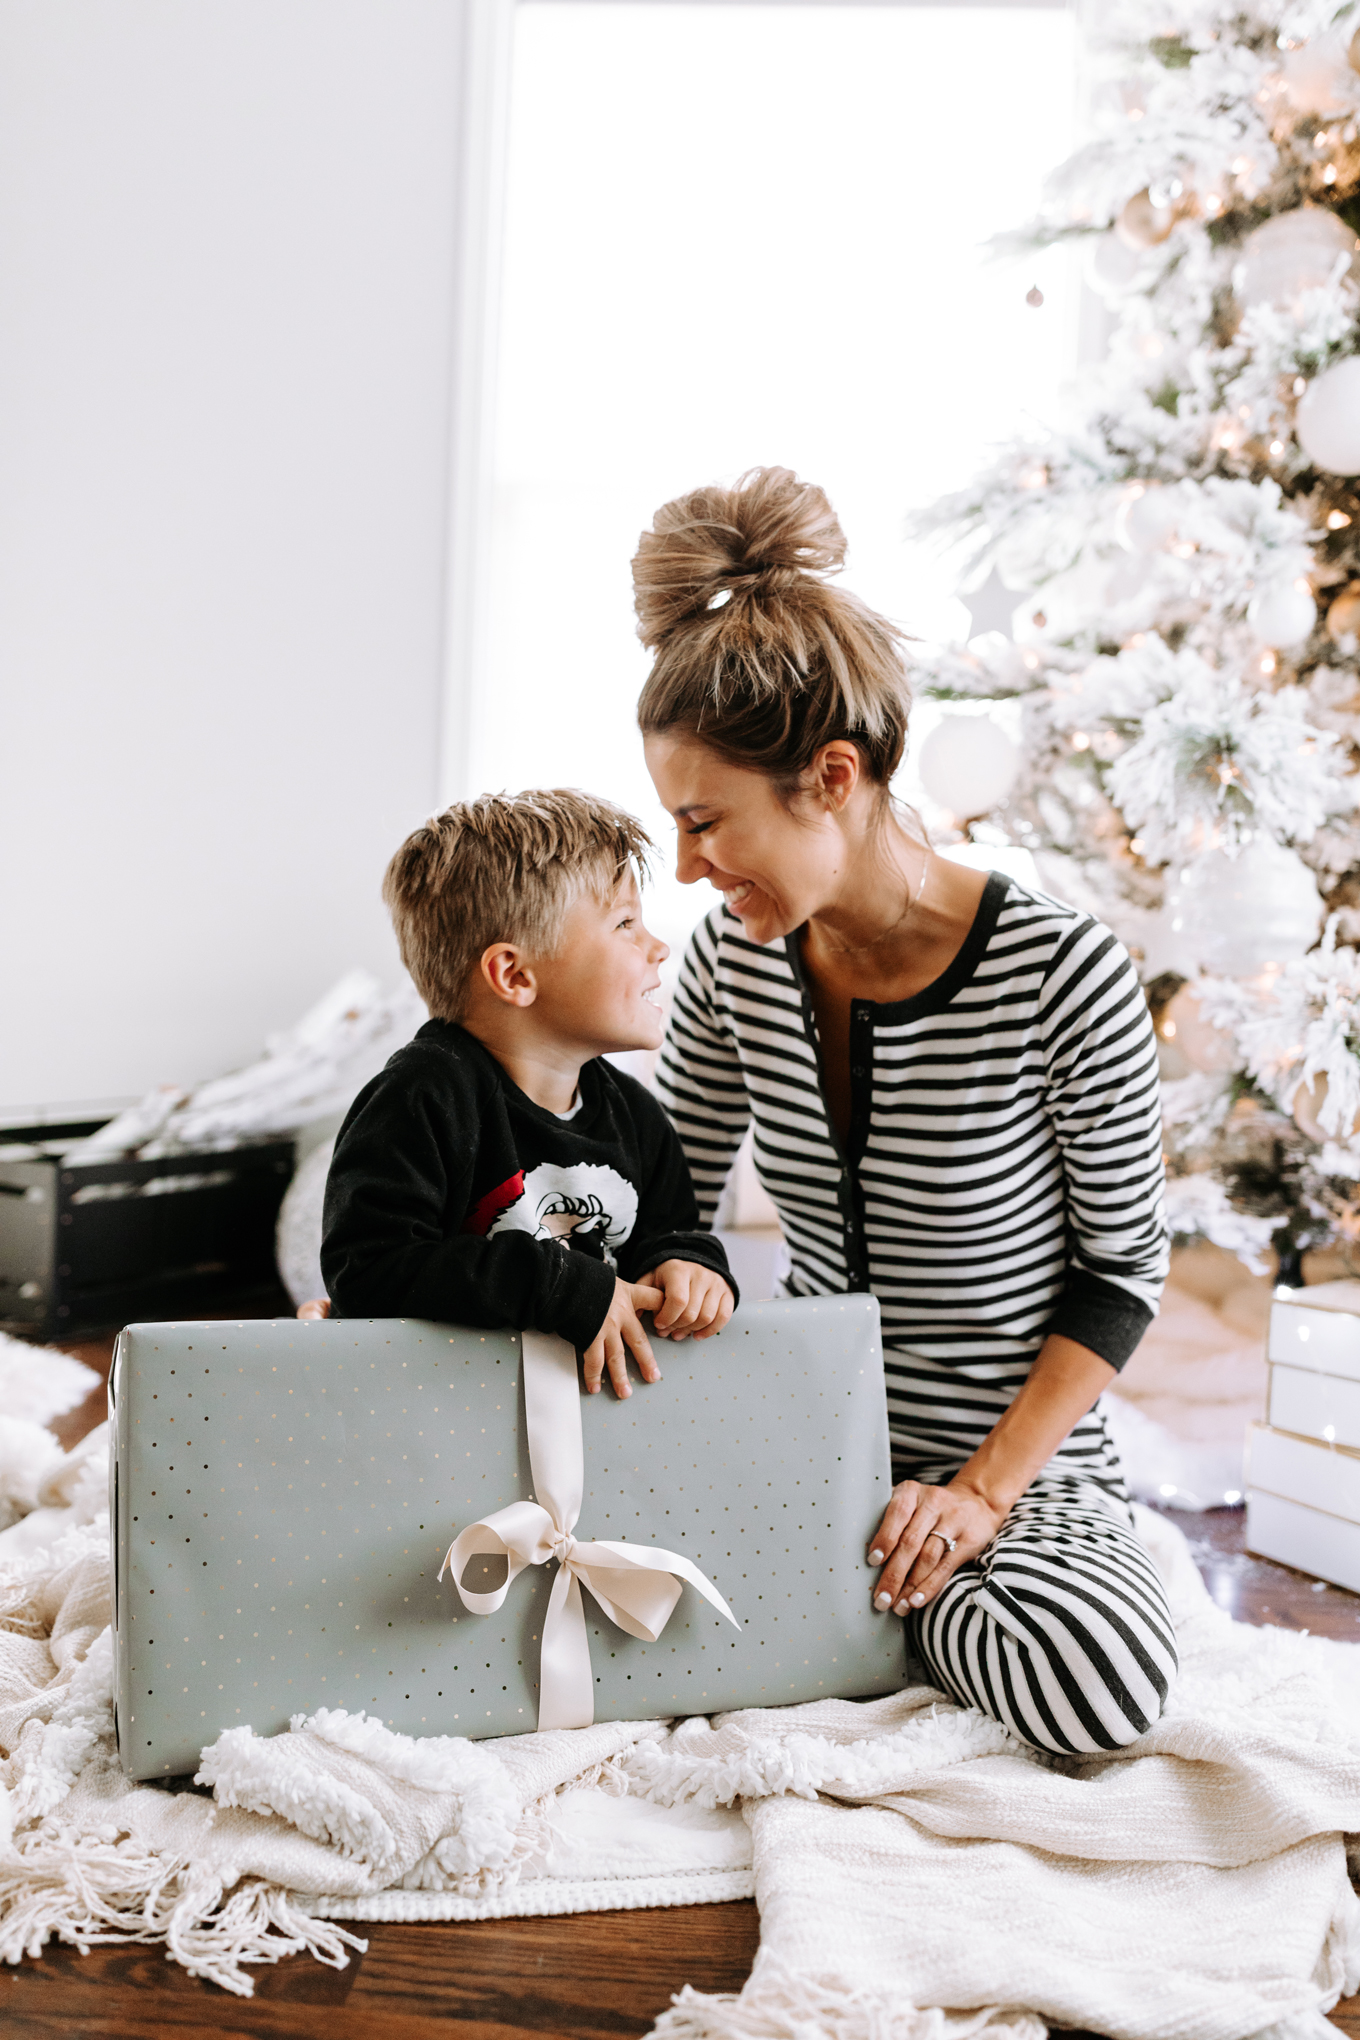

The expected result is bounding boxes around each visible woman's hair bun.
[634,466,910,789]
[632,466,846,648]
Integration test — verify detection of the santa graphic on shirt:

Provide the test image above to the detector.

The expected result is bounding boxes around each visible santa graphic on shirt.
[471,1161,638,1267]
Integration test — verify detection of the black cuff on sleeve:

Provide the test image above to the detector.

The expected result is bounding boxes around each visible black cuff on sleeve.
[1045,1267,1152,1372]
[552,1254,620,1351]
[621,1231,741,1312]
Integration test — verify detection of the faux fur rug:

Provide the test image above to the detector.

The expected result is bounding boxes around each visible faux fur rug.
[1,1343,1359,2039]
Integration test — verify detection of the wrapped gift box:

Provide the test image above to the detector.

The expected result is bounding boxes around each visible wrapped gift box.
[1245,1421,1360,1594]
[112,1295,905,1779]
[1267,1279,1360,1452]
[1246,1280,1360,1591]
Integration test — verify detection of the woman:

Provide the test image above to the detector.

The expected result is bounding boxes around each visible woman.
[635,466,1176,1756]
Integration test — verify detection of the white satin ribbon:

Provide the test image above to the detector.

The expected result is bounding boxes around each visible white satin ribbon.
[439,1329,740,1730]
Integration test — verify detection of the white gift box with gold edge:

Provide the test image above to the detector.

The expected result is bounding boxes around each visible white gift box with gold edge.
[1245,1420,1360,1594]
[1267,1279,1360,1451]
[111,1295,906,1779]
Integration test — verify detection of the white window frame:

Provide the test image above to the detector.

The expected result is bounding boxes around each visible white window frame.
[439,0,1074,803]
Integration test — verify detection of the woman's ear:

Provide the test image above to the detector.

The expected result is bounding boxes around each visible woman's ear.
[809,740,864,814]
[479,943,538,1007]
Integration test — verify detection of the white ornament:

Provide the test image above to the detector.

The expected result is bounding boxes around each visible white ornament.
[1086,231,1146,299]
[1115,189,1179,251]
[1159,838,1323,979]
[961,565,1023,640]
[1161,985,1238,1074]
[1247,579,1317,648]
[1292,1071,1360,1145]
[1281,29,1360,116]
[1297,355,1360,474]
[1233,207,1360,310]
[1117,484,1179,553]
[1105,552,1158,605]
[916,714,1020,820]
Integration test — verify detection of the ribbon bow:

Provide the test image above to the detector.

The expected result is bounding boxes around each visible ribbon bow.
[440,1330,740,1730]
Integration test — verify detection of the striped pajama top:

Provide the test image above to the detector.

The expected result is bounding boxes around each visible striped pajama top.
[655,873,1169,1470]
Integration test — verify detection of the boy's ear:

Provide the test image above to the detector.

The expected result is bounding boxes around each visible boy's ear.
[479,943,538,1008]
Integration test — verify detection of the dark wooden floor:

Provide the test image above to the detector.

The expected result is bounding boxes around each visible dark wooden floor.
[7,1331,1356,2039]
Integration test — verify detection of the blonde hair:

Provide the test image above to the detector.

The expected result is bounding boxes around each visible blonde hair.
[383,789,653,1022]
[633,466,910,788]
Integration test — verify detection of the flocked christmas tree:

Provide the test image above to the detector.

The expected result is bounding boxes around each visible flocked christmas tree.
[915,0,1360,1282]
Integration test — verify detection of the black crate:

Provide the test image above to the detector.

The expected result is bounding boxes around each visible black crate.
[0,1123,295,1340]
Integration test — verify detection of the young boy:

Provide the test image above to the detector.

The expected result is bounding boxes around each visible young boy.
[321,788,736,1397]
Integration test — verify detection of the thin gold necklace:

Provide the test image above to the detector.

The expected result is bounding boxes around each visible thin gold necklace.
[823,846,932,958]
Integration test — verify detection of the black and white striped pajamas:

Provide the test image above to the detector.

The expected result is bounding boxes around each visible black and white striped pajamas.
[656,874,1178,1755]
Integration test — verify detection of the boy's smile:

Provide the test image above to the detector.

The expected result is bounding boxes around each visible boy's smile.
[522,872,668,1061]
[460,866,669,1115]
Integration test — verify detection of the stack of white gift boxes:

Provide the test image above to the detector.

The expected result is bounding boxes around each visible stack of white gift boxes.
[1245,1279,1360,1592]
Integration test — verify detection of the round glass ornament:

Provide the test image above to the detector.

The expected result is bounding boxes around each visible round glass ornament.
[1115,189,1178,250]
[1162,984,1238,1073]
[1327,582,1360,639]
[1159,838,1322,979]
[916,714,1020,821]
[1233,207,1359,309]
[1297,356,1360,474]
[1116,484,1179,553]
[1281,28,1360,115]
[1247,580,1317,648]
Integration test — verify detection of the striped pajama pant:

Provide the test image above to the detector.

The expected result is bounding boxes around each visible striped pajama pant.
[893,1411,1179,1756]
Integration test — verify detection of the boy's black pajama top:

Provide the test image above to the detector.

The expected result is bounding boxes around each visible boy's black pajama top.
[321,1020,734,1346]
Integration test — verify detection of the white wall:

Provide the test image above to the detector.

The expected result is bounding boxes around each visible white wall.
[478,3,1077,954]
[0,0,467,1117]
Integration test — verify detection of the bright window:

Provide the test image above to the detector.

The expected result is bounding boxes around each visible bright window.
[478,2,1078,949]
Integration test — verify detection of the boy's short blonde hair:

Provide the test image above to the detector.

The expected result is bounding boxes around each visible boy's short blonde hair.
[383,788,654,1022]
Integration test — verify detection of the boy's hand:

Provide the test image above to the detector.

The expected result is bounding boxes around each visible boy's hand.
[297,1299,331,1321]
[583,1278,665,1398]
[642,1260,735,1343]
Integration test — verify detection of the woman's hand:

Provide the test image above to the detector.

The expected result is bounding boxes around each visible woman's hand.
[868,1335,1118,1615]
[866,1478,1007,1614]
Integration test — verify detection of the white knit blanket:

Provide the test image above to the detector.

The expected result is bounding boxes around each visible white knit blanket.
[0,1347,1358,2036]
